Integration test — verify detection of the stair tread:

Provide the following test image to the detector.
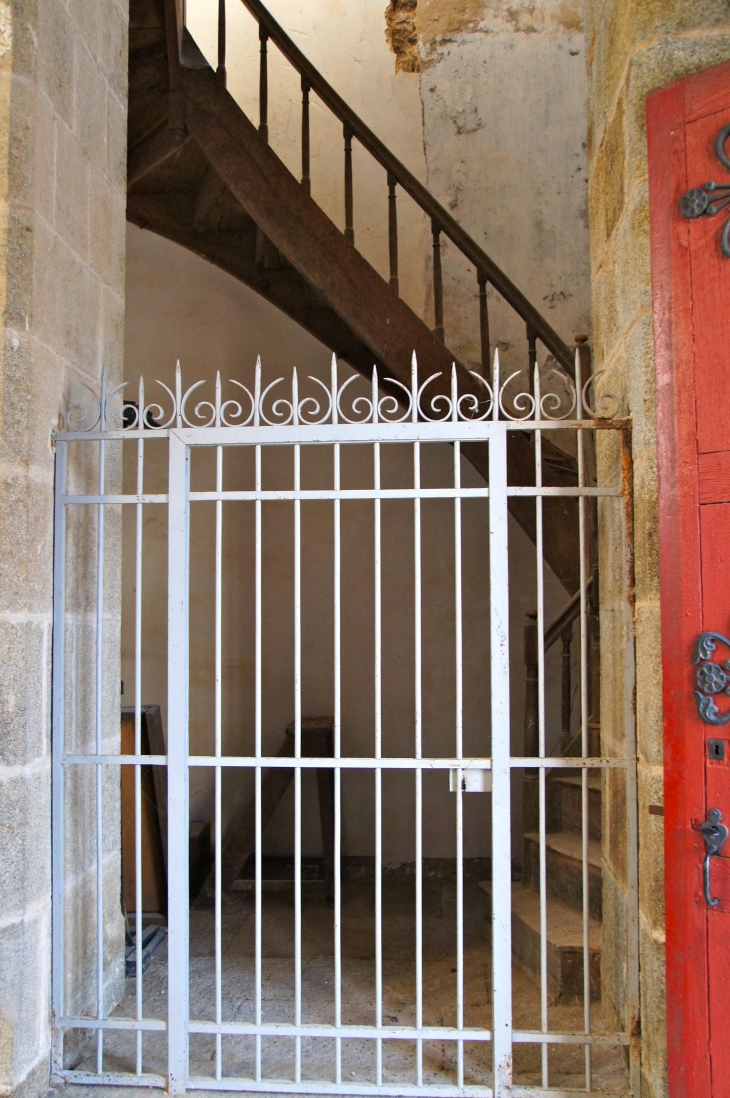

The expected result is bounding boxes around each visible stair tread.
[511,885,601,949]
[524,829,601,869]
[552,773,601,792]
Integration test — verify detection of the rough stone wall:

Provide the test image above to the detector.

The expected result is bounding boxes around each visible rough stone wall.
[583,2,730,1096]
[0,0,128,1093]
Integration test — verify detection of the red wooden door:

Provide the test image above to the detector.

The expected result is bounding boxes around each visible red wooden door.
[648,61,730,1098]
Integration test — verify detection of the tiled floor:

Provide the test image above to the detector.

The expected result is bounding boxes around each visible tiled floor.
[72,879,628,1091]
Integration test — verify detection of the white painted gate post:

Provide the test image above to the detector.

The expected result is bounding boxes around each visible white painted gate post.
[167,431,190,1094]
[489,425,513,1095]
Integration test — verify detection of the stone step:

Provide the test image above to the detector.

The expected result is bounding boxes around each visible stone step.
[510,884,601,1002]
[523,830,602,920]
[552,774,602,840]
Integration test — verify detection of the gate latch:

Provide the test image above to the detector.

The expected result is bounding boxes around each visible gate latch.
[700,808,728,908]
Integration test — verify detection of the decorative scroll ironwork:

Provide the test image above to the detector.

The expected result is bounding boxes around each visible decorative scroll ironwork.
[679,122,730,258]
[59,349,619,434]
[692,630,730,725]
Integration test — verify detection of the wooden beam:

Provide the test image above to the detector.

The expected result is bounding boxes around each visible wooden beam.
[128,124,189,187]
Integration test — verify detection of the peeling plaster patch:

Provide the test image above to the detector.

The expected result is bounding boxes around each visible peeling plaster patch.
[0,3,12,58]
[418,0,582,48]
[385,0,420,73]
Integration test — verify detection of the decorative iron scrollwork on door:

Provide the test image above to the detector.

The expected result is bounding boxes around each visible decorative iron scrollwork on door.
[692,631,730,724]
[680,122,730,258]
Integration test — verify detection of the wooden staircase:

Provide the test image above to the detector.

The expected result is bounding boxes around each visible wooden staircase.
[513,771,602,1002]
[127,0,589,593]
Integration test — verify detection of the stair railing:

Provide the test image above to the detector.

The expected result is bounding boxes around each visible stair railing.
[194,0,577,378]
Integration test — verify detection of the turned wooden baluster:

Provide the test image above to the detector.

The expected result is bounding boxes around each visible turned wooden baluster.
[523,611,539,833]
[527,325,537,397]
[478,270,490,375]
[388,172,399,294]
[432,220,444,341]
[344,123,354,244]
[217,0,226,85]
[560,624,573,754]
[301,77,311,194]
[259,25,269,143]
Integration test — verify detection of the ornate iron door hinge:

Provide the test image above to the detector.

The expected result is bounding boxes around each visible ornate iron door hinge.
[692,631,730,724]
[679,122,730,257]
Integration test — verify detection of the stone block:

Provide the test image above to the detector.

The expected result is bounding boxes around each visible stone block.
[0,619,49,768]
[98,0,128,106]
[614,185,652,336]
[638,919,667,1098]
[73,38,107,166]
[603,765,628,885]
[89,167,126,288]
[601,861,628,1030]
[33,91,56,226]
[37,0,75,125]
[100,285,126,376]
[33,222,101,367]
[54,119,90,259]
[0,475,55,616]
[635,602,664,768]
[106,85,127,194]
[0,763,51,924]
[68,0,101,61]
[0,902,52,1091]
[638,762,665,935]
[633,0,730,42]
[603,93,625,241]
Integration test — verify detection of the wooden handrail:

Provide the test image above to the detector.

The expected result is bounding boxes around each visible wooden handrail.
[236,0,575,375]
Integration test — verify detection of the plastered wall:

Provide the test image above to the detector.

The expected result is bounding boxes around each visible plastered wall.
[0,0,128,1094]
[415,0,592,371]
[122,225,574,865]
[583,1,730,1096]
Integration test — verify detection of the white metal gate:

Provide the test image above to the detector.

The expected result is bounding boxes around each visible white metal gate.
[52,354,638,1096]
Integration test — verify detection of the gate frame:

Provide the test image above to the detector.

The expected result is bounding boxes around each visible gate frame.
[50,359,638,1098]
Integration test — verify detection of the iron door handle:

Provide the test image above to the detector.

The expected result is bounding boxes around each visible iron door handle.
[700,808,729,907]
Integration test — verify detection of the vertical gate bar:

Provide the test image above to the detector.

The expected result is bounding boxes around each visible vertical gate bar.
[452,370,464,1087]
[373,370,383,1085]
[214,393,223,1081]
[258,26,269,142]
[412,355,423,1084]
[301,78,311,195]
[489,425,512,1098]
[331,356,342,1084]
[254,358,263,1083]
[575,354,592,1088]
[134,382,146,1076]
[387,173,399,295]
[51,441,68,1075]
[293,373,302,1083]
[95,435,106,1074]
[533,368,549,1088]
[167,431,190,1095]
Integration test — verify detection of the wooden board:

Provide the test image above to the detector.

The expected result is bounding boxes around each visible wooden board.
[120,710,167,918]
[648,59,730,1098]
